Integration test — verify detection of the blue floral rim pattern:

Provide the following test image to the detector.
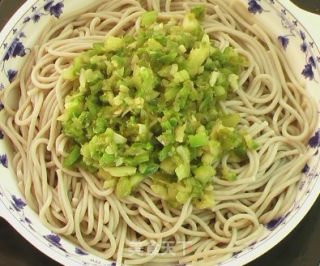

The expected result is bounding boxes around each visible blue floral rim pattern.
[0,1,319,266]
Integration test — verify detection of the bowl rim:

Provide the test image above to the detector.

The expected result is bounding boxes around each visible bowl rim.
[0,1,320,266]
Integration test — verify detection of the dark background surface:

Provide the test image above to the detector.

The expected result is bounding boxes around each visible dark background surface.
[0,1,319,266]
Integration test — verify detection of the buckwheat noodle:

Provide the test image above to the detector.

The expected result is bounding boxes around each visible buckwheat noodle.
[0,0,317,265]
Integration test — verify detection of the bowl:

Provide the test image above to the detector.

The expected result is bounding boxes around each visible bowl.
[0,0,319,265]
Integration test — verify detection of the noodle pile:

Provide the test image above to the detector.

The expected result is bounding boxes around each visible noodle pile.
[0,0,317,265]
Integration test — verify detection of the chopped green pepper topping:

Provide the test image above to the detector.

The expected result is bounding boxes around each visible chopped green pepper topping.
[61,8,253,208]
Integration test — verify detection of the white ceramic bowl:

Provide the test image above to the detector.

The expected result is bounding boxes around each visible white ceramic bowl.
[0,1,320,265]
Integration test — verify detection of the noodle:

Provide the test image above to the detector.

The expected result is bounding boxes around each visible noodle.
[0,0,317,265]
